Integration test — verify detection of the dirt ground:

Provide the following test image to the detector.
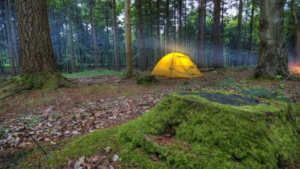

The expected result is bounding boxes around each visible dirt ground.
[0,69,300,168]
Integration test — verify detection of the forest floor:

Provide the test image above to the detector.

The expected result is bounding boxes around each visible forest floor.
[0,68,300,168]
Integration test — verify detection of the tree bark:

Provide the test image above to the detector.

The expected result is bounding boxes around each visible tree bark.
[90,0,98,68]
[247,0,255,66]
[254,0,288,78]
[124,0,133,77]
[5,0,16,76]
[8,3,20,73]
[137,0,146,70]
[213,0,222,68]
[178,0,182,48]
[165,0,170,54]
[14,0,73,90]
[198,0,206,68]
[112,0,120,71]
[67,0,76,73]
[291,0,300,63]
[156,0,161,62]
[236,0,243,66]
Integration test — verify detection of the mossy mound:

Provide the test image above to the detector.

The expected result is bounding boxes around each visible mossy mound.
[3,71,74,93]
[136,75,159,86]
[35,91,299,169]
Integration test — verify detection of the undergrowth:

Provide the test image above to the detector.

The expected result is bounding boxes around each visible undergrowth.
[62,69,124,78]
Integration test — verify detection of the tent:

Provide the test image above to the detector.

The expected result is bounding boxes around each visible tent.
[151,53,203,78]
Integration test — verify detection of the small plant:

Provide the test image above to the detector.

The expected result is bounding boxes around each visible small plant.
[135,94,142,101]
[275,75,284,80]
[19,115,44,128]
[0,126,11,138]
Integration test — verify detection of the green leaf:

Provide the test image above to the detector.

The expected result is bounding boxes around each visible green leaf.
[226,77,235,83]
[215,83,224,87]
[269,92,279,99]
[279,83,285,87]
[242,90,251,96]
[278,97,291,103]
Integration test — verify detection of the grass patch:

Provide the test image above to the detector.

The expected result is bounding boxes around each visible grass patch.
[78,85,119,95]
[62,69,124,78]
[20,91,300,169]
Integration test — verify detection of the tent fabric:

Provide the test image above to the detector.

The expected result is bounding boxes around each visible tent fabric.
[151,53,203,78]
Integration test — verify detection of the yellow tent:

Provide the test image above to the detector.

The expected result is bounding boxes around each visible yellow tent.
[151,53,203,78]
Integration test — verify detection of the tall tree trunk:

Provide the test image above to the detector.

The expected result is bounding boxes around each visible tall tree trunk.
[125,0,133,77]
[90,0,98,68]
[112,0,120,71]
[5,0,16,76]
[9,4,20,73]
[165,0,170,54]
[291,0,300,63]
[105,6,110,69]
[213,0,222,68]
[156,0,160,62]
[248,0,254,66]
[137,0,146,70]
[254,0,288,78]
[178,0,182,49]
[75,0,85,71]
[198,0,206,68]
[67,0,76,73]
[236,0,243,66]
[15,0,72,90]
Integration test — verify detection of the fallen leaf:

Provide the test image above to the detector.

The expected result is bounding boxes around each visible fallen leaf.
[112,155,119,162]
[163,134,172,138]
[66,157,75,167]
[90,156,99,163]
[150,153,159,162]
[104,146,111,153]
[78,156,85,164]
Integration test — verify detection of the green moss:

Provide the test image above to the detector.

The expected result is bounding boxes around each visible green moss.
[136,75,159,86]
[4,71,74,93]
[21,91,300,169]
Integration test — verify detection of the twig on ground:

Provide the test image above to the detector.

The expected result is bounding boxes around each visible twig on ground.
[25,128,50,169]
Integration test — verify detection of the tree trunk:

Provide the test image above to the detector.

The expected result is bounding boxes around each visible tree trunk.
[213,0,222,68]
[165,0,170,54]
[291,0,300,63]
[124,0,133,77]
[5,0,16,76]
[105,6,110,69]
[247,0,254,66]
[112,0,120,71]
[236,0,243,66]
[90,0,98,68]
[178,0,182,48]
[67,0,76,73]
[9,4,20,73]
[254,0,288,78]
[15,0,73,90]
[198,0,206,68]
[156,0,161,62]
[137,0,146,70]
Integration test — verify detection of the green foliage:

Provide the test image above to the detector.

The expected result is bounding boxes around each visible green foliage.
[62,69,124,78]
[136,75,159,86]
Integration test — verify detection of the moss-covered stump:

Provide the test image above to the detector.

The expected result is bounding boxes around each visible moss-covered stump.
[40,91,299,169]
[136,75,159,86]
[2,71,74,95]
